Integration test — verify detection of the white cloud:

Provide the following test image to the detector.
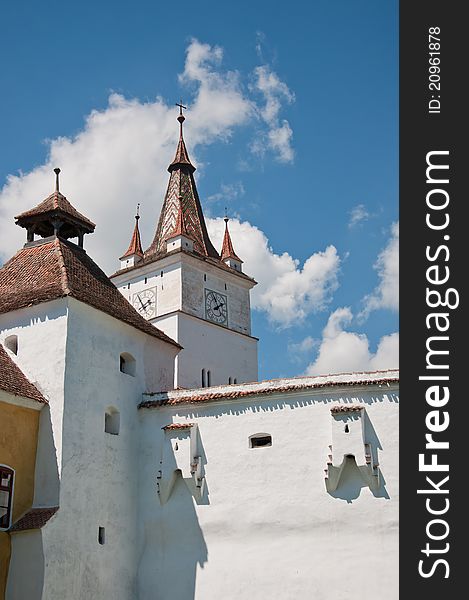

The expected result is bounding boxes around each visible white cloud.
[251,65,295,163]
[360,221,399,317]
[348,204,370,228]
[207,181,245,205]
[306,307,399,375]
[207,218,340,328]
[288,336,318,363]
[0,39,295,273]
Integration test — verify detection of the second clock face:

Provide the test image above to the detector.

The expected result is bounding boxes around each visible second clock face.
[205,289,228,325]
[133,288,156,319]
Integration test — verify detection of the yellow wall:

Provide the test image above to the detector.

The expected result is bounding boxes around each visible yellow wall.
[0,399,40,600]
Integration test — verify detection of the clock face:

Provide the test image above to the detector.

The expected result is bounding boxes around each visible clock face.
[205,289,228,325]
[132,288,156,319]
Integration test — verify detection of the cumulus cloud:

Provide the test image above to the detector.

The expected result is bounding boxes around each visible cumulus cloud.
[0,39,295,273]
[251,65,295,163]
[348,204,370,229]
[306,307,399,375]
[207,218,340,327]
[360,221,399,317]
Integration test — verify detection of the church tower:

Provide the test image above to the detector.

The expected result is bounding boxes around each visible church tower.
[111,107,258,389]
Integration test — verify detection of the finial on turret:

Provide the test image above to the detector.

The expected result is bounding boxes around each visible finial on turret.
[224,206,229,224]
[54,168,61,192]
[136,203,140,220]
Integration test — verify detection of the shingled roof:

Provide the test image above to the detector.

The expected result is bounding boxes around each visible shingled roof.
[0,344,47,404]
[10,506,59,531]
[15,191,95,232]
[0,238,181,349]
[140,369,399,408]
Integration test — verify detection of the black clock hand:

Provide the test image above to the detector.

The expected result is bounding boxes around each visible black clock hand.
[213,302,224,311]
[137,294,145,310]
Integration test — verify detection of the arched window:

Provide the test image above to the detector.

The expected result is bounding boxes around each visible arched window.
[119,353,136,376]
[4,335,18,355]
[207,370,211,387]
[0,466,14,530]
[201,369,206,388]
[104,408,120,435]
[233,378,237,384]
[228,377,232,384]
[249,434,272,449]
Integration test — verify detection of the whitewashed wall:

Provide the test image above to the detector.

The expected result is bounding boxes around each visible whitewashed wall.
[5,297,178,600]
[137,384,399,600]
[174,313,258,388]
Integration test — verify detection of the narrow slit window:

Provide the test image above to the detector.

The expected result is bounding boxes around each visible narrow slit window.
[201,369,206,388]
[249,434,272,449]
[98,527,105,545]
[207,370,211,387]
[228,377,232,384]
[144,277,148,284]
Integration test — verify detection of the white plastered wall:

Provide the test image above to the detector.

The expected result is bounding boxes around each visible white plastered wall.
[137,384,399,600]
[4,297,178,600]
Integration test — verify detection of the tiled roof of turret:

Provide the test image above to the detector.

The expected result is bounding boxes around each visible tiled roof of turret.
[221,218,242,262]
[15,191,95,231]
[121,209,144,259]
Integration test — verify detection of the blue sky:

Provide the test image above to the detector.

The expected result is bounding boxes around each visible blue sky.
[0,0,398,380]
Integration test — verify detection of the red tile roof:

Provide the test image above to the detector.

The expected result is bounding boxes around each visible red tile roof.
[162,422,195,430]
[15,191,95,231]
[0,344,47,404]
[0,238,181,349]
[221,218,242,262]
[121,214,144,259]
[10,506,59,531]
[140,370,399,408]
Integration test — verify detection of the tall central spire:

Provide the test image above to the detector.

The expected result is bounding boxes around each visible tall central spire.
[146,106,219,258]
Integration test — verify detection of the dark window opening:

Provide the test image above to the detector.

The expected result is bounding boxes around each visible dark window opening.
[98,527,105,545]
[233,378,237,384]
[127,283,130,289]
[250,435,272,448]
[207,370,211,387]
[201,369,206,388]
[161,271,164,277]
[204,274,207,281]
[144,277,148,284]
[4,335,18,355]
[228,377,232,384]
[105,409,120,435]
[0,466,14,530]
[120,353,136,376]
[344,424,350,433]
[224,283,227,290]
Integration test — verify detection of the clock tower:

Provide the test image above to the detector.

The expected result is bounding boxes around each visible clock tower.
[110,107,258,389]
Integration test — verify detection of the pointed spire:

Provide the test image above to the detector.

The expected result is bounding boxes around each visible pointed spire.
[147,107,219,259]
[221,216,242,262]
[169,101,195,173]
[121,204,144,259]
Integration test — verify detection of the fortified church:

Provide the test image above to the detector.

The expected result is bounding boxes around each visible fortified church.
[0,108,399,600]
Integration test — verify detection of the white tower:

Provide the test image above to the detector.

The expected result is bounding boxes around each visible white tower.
[111,107,258,389]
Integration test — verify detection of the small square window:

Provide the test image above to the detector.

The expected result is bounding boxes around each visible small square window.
[250,435,272,448]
